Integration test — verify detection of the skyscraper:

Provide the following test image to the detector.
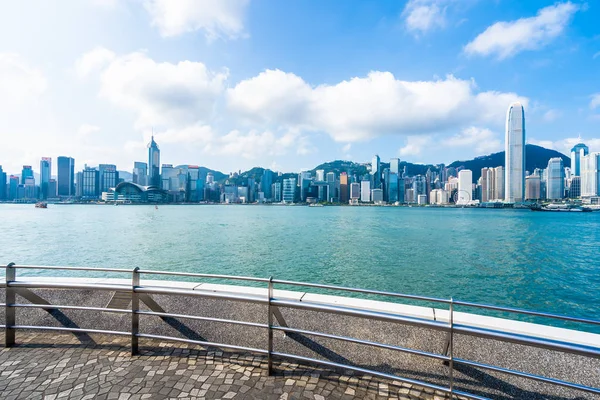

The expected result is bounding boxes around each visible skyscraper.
[148,136,161,187]
[525,175,541,200]
[21,165,33,184]
[0,165,6,200]
[570,143,589,176]
[82,167,100,198]
[505,102,526,203]
[390,158,400,175]
[133,162,148,185]
[546,158,564,200]
[261,169,273,200]
[339,172,349,203]
[98,164,118,193]
[372,155,380,189]
[581,153,600,197]
[494,166,505,201]
[457,169,473,205]
[481,167,490,202]
[9,175,18,200]
[360,180,370,202]
[40,157,51,200]
[57,156,75,197]
[282,178,296,203]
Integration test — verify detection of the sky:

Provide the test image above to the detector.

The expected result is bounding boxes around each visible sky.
[1,0,599,175]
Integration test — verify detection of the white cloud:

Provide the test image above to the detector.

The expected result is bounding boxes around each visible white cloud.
[75,47,115,78]
[77,124,101,136]
[341,143,352,153]
[403,0,446,35]
[529,137,600,155]
[590,93,600,110]
[542,109,561,122]
[399,135,433,157]
[464,2,579,59]
[97,51,227,129]
[0,53,47,107]
[143,0,249,39]
[443,127,502,154]
[228,70,527,143]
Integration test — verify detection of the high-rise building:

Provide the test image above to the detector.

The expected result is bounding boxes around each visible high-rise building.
[40,157,51,200]
[282,178,296,203]
[148,135,161,187]
[570,143,589,176]
[494,166,505,201]
[581,153,600,197]
[261,169,273,200]
[349,182,360,202]
[360,180,371,202]
[372,155,380,189]
[505,102,526,203]
[481,167,490,202]
[387,173,399,203]
[9,175,19,200]
[82,167,100,198]
[48,179,57,199]
[340,172,349,203]
[21,165,33,184]
[0,165,6,200]
[457,169,473,205]
[315,169,325,182]
[133,162,148,186]
[568,176,581,198]
[298,170,311,201]
[546,158,564,200]
[525,175,541,200]
[99,164,118,193]
[57,156,75,197]
[371,189,383,203]
[272,182,282,202]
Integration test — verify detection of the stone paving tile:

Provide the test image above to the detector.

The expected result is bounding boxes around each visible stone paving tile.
[0,333,459,400]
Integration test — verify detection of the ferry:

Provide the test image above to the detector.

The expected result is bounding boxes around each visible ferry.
[35,202,47,209]
[531,203,592,212]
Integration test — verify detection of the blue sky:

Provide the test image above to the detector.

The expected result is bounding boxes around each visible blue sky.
[1,0,599,175]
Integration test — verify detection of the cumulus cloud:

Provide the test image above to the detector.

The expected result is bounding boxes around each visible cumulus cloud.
[591,93,600,110]
[399,135,433,157]
[443,127,503,154]
[0,53,47,107]
[464,2,579,59]
[143,0,249,39]
[529,137,600,155]
[75,47,115,78]
[228,70,527,142]
[97,51,227,129]
[403,0,447,35]
[542,109,561,122]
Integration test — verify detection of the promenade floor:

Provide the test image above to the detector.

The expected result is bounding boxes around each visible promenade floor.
[0,333,451,400]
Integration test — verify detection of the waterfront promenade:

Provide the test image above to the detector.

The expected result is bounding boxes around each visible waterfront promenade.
[0,333,442,400]
[1,275,599,399]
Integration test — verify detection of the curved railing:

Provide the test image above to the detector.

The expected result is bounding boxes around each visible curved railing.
[1,263,599,400]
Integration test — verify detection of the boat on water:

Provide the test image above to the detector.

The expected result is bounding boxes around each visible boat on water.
[531,204,592,212]
[309,203,324,207]
[35,202,47,209]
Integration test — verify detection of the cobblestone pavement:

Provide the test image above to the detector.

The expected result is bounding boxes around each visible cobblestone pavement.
[0,333,457,400]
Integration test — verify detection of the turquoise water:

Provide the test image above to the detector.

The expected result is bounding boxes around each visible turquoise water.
[1,204,599,330]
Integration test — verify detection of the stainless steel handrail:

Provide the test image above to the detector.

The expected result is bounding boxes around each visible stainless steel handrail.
[3,262,600,399]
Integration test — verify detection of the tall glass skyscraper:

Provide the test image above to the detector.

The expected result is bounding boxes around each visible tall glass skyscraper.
[148,136,161,187]
[40,157,51,200]
[504,102,526,203]
[372,155,381,189]
[570,143,589,176]
[0,165,6,200]
[21,165,34,184]
[546,158,564,200]
[57,156,75,197]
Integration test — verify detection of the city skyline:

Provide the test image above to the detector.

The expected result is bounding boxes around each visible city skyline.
[1,1,600,174]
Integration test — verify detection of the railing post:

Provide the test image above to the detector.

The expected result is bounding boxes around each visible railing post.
[449,298,454,398]
[131,267,140,356]
[5,263,16,347]
[267,276,273,375]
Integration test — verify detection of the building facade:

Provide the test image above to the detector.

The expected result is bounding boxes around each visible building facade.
[570,143,589,176]
[457,169,472,205]
[546,158,564,200]
[282,178,296,203]
[148,136,161,187]
[40,157,51,200]
[525,175,541,200]
[360,180,371,202]
[581,153,600,197]
[57,156,75,197]
[505,102,526,203]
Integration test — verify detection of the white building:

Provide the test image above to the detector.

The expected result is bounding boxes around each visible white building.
[505,102,526,202]
[581,153,600,197]
[282,178,296,203]
[360,180,371,202]
[371,188,383,204]
[546,158,564,200]
[417,195,427,205]
[457,170,472,205]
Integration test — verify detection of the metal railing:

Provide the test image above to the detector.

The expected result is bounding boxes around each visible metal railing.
[2,263,600,399]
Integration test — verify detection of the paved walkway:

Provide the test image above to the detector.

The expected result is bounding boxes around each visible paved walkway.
[0,333,452,400]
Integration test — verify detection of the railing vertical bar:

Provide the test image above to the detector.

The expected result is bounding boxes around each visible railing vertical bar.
[267,276,274,375]
[131,267,140,355]
[449,298,455,398]
[5,263,16,347]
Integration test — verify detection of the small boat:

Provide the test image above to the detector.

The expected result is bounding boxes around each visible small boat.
[35,202,47,208]
[155,205,158,210]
